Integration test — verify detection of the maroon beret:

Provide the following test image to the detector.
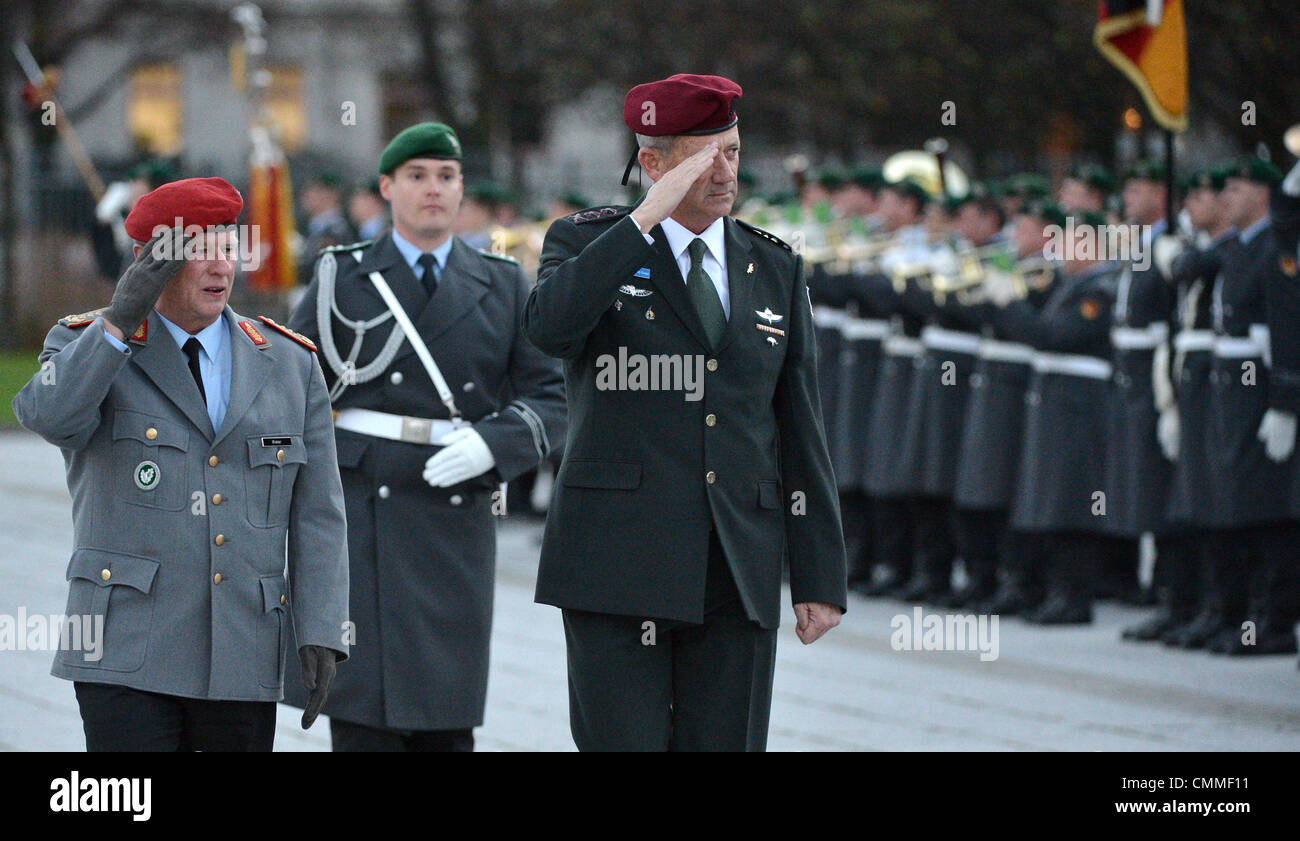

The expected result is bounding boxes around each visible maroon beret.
[125,176,243,242]
[623,74,742,137]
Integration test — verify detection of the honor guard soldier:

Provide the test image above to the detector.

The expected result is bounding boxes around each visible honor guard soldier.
[282,122,567,749]
[990,212,1119,624]
[13,177,350,750]
[524,74,846,751]
[1158,165,1240,647]
[1199,156,1300,655]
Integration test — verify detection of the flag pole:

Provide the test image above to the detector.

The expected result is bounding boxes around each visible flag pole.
[1164,129,1176,235]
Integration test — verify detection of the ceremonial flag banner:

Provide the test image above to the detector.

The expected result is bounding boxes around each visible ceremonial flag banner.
[1094,0,1189,131]
[246,126,298,291]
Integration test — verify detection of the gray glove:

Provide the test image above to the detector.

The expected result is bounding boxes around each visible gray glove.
[298,644,338,729]
[102,227,187,335]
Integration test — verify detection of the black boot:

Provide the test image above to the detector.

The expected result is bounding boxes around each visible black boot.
[1024,592,1093,625]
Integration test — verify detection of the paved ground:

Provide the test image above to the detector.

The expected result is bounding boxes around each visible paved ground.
[2,428,1298,751]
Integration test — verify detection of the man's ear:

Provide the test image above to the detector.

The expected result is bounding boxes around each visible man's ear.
[637,147,661,182]
[132,243,143,259]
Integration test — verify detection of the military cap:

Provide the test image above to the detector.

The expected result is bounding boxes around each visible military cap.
[1007,173,1051,200]
[379,122,462,175]
[1020,198,1067,229]
[1225,155,1282,186]
[850,166,886,191]
[1183,165,1228,193]
[124,176,243,242]
[1124,159,1167,183]
[1067,163,1116,194]
[623,73,742,137]
[886,177,930,209]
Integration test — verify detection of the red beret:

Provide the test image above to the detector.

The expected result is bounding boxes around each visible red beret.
[124,176,243,242]
[623,74,742,137]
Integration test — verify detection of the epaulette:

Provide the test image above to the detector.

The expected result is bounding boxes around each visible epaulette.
[58,308,107,328]
[567,206,631,225]
[478,249,519,264]
[257,315,317,352]
[735,218,793,252]
[320,239,372,255]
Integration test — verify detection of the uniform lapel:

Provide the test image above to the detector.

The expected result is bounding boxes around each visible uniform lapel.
[412,238,492,344]
[646,224,713,351]
[716,218,754,354]
[212,309,274,448]
[130,310,216,440]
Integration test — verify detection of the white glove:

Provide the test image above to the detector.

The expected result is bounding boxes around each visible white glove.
[423,427,496,487]
[1257,409,1298,463]
[1157,408,1180,461]
[1152,233,1184,279]
[983,269,1019,307]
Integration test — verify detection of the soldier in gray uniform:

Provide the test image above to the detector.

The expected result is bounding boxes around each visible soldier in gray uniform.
[13,177,349,751]
[282,122,567,749]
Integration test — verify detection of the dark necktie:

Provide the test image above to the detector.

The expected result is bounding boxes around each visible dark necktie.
[182,337,207,405]
[417,253,439,298]
[687,238,726,349]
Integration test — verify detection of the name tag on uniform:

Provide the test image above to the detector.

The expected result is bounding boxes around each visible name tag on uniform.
[261,436,293,447]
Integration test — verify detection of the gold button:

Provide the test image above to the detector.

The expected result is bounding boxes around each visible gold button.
[280,594,287,606]
[276,449,285,462]
[100,569,111,581]
[209,455,219,467]
[213,573,223,585]
[705,470,716,484]
[215,534,225,546]
[145,427,158,440]
[705,413,717,427]
[211,493,222,505]
[706,358,718,372]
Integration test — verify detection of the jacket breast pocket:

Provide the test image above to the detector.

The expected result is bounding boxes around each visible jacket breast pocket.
[244,434,307,528]
[112,410,190,511]
[62,549,159,673]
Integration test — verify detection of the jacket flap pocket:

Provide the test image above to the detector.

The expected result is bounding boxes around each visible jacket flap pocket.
[757,480,781,509]
[112,410,188,450]
[259,574,288,613]
[333,433,370,469]
[561,460,642,490]
[67,549,160,593]
[247,434,307,467]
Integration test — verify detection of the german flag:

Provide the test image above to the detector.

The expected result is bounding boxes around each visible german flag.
[1094,0,1188,132]
[245,126,298,292]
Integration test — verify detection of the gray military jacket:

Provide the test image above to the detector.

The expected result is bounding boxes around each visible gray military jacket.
[12,307,349,702]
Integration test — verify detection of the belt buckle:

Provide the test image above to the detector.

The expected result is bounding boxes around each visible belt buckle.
[400,416,433,444]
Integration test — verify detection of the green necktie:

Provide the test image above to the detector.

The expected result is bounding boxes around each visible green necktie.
[687,238,726,348]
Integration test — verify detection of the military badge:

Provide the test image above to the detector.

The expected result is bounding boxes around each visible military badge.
[134,460,160,491]
[619,284,653,297]
[1080,299,1101,320]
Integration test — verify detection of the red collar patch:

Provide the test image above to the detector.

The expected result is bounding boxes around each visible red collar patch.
[129,319,148,345]
[238,320,269,348]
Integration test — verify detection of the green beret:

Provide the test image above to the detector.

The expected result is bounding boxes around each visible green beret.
[1183,165,1227,193]
[1067,163,1116,194]
[1226,155,1282,186]
[1124,159,1166,183]
[817,168,847,190]
[379,122,462,175]
[851,166,886,190]
[1007,173,1051,201]
[886,177,930,209]
[1020,199,1066,229]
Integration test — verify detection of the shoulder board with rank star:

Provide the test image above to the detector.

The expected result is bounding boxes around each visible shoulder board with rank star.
[734,218,793,252]
[57,308,107,328]
[237,319,270,348]
[257,315,318,352]
[567,206,631,225]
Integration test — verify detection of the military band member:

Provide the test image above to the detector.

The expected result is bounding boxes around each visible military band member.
[990,212,1119,624]
[13,177,350,750]
[524,74,846,751]
[1058,163,1115,214]
[1199,157,1299,655]
[282,122,567,749]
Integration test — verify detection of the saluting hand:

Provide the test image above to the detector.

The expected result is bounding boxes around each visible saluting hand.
[794,601,841,645]
[630,142,721,232]
[103,226,189,338]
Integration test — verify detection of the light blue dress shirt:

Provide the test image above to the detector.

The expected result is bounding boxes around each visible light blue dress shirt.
[391,229,453,286]
[101,311,231,431]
